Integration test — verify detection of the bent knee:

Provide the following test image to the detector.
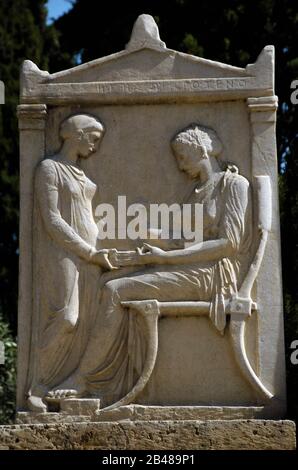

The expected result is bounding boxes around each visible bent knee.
[103,278,131,302]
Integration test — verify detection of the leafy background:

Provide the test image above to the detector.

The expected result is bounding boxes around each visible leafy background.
[0,0,297,424]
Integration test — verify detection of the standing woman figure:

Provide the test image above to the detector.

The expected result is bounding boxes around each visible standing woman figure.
[27,114,115,412]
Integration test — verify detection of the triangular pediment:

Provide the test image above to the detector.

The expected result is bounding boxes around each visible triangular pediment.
[46,48,248,84]
[20,14,274,102]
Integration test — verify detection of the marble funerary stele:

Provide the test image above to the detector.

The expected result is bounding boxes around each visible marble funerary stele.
[17,14,286,421]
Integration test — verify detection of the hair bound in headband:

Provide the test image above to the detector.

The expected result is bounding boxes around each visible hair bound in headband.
[171,123,222,158]
[60,114,105,141]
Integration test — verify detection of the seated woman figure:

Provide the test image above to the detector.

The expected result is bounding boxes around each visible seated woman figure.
[48,123,252,407]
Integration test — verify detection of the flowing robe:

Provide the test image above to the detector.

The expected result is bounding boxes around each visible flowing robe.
[28,157,101,397]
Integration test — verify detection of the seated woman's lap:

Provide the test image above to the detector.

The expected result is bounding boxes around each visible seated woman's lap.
[104,265,211,303]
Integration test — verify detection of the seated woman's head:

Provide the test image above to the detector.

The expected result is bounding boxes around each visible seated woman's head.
[60,114,105,158]
[171,124,222,178]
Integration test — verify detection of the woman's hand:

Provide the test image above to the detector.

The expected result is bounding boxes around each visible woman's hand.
[136,243,167,265]
[90,249,118,270]
[109,249,140,267]
[105,244,168,267]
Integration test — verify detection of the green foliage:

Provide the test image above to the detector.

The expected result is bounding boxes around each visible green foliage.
[0,318,17,424]
[0,0,45,334]
[180,33,204,56]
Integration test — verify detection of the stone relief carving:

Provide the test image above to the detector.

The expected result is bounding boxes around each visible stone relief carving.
[26,120,272,413]
[15,12,287,427]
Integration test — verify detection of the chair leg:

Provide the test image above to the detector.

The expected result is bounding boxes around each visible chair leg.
[229,316,273,400]
[102,300,160,411]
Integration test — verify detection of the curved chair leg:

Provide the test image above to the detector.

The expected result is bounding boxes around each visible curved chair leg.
[229,316,273,400]
[102,300,160,411]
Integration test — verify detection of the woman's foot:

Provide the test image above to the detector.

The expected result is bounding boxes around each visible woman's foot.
[27,395,47,413]
[46,373,86,400]
[46,389,80,399]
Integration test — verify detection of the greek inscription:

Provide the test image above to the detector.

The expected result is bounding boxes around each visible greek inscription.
[95,78,248,97]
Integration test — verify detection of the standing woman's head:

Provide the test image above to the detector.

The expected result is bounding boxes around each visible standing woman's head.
[60,114,105,158]
[171,124,222,178]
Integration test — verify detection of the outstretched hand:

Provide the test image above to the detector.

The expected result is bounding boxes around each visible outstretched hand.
[91,249,118,270]
[105,244,168,267]
[136,243,167,264]
[109,249,139,267]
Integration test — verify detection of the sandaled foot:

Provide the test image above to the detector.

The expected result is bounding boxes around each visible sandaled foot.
[27,395,47,413]
[46,373,86,400]
[46,389,81,399]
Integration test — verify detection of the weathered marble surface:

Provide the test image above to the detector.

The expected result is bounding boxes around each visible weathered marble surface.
[16,404,280,424]
[17,13,286,423]
[0,420,295,450]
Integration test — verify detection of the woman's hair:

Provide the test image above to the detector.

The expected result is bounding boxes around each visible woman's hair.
[171,123,222,158]
[60,113,105,141]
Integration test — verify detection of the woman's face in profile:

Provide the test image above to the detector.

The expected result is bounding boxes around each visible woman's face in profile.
[175,144,205,179]
[78,130,103,158]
